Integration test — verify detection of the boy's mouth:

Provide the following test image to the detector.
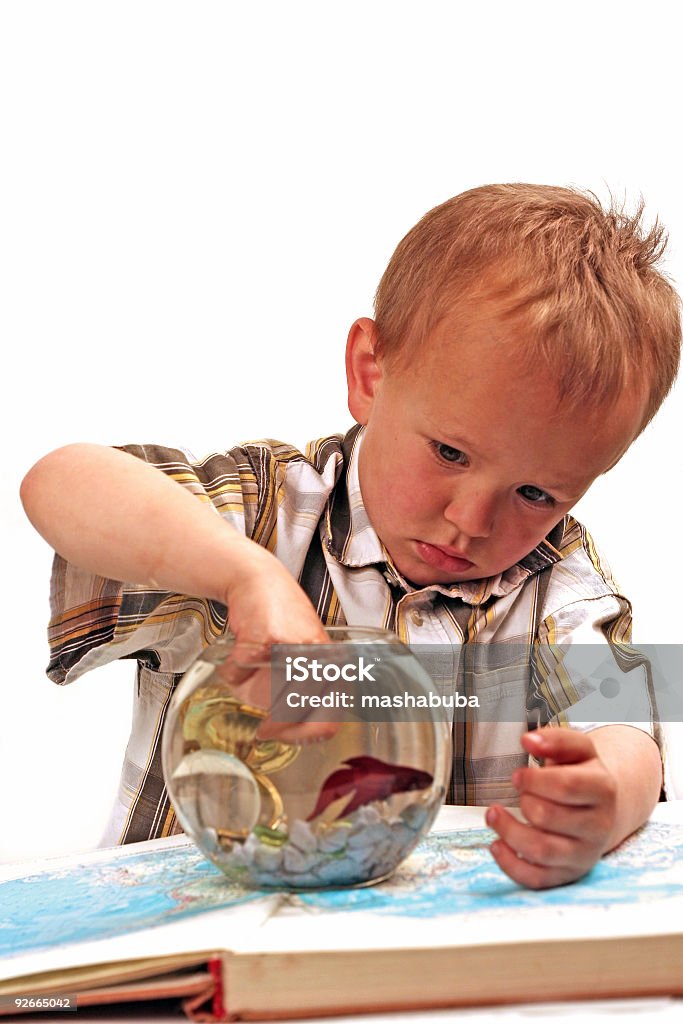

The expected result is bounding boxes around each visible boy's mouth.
[415,541,475,574]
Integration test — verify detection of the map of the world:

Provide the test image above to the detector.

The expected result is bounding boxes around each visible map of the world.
[3,821,683,959]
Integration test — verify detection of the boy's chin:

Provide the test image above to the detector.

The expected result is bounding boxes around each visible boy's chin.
[397,557,485,589]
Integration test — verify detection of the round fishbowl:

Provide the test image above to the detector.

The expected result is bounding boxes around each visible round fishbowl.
[162,627,451,889]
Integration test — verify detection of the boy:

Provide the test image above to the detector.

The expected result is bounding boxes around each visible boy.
[21,184,681,889]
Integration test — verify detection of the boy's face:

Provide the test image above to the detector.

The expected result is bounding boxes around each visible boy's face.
[346,313,647,587]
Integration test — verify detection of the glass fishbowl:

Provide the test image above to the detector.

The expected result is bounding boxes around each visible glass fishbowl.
[162,627,451,889]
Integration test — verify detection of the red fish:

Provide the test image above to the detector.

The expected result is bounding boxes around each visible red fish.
[306,755,433,821]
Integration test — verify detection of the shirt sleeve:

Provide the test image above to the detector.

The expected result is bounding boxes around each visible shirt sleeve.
[532,591,653,724]
[46,443,263,685]
[530,590,667,793]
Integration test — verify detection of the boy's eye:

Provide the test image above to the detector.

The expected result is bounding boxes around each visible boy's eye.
[433,442,469,465]
[518,484,555,506]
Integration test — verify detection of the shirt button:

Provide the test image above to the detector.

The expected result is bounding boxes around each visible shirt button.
[410,611,424,627]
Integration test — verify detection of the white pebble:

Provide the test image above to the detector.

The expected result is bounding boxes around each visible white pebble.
[390,822,416,848]
[315,857,363,885]
[283,870,319,886]
[289,820,317,853]
[283,845,318,873]
[317,825,351,853]
[243,833,261,855]
[348,806,382,834]
[253,844,284,871]
[251,871,283,887]
[224,844,248,867]
[346,845,376,868]
[348,822,391,849]
[198,827,221,856]
[400,802,430,831]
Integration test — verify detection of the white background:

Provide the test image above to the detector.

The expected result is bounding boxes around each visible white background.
[1,1,682,862]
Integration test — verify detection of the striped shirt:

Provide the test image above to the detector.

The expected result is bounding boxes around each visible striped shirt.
[47,425,661,845]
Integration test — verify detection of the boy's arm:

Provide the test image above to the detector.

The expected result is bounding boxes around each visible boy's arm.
[485,724,662,889]
[20,444,328,649]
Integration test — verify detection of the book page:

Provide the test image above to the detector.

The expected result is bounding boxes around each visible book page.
[0,834,277,985]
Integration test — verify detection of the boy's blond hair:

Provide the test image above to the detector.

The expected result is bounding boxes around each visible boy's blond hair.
[374,184,681,428]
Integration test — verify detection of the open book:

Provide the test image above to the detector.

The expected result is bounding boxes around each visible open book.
[2,805,683,1021]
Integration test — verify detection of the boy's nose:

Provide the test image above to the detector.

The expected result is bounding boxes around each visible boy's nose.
[443,490,497,540]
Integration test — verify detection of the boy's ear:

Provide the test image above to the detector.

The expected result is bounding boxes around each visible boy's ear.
[346,318,383,425]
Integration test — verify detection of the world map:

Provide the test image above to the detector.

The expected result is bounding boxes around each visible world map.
[3,821,683,960]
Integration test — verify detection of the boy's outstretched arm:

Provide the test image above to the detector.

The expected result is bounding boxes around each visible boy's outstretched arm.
[20,444,329,651]
[485,724,662,889]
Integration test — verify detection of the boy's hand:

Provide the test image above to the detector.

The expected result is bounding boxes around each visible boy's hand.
[223,540,330,654]
[485,727,618,889]
[218,541,336,743]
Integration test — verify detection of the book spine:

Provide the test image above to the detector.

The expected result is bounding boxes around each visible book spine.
[209,958,227,1022]
[181,957,225,1022]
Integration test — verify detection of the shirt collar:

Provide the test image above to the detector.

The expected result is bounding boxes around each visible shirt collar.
[323,425,564,605]
[324,424,386,567]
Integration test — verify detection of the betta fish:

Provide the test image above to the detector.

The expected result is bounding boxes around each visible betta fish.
[306,755,433,821]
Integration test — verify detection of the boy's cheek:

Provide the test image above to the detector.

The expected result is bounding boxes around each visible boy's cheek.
[376,476,427,524]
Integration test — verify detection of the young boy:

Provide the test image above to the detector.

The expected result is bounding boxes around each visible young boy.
[21,184,681,890]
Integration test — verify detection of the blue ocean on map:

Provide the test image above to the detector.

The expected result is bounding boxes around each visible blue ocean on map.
[0,843,260,958]
[2,822,683,959]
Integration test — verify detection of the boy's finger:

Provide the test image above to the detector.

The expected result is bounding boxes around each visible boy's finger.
[485,805,580,868]
[256,718,339,744]
[523,727,596,765]
[489,837,582,890]
[518,791,606,842]
[215,654,340,745]
[512,763,604,806]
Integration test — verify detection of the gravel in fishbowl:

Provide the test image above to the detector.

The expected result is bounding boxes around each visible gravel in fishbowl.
[197,797,440,888]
